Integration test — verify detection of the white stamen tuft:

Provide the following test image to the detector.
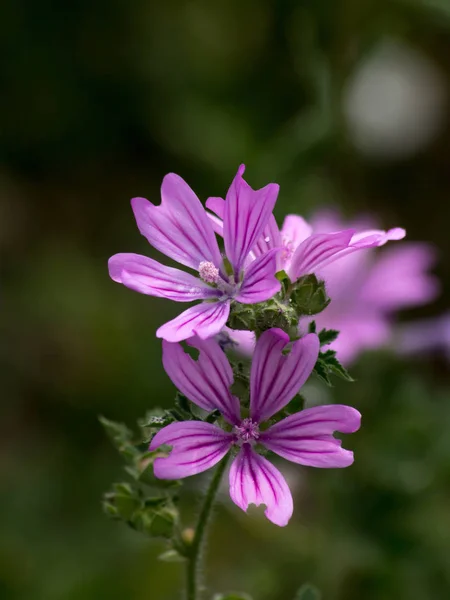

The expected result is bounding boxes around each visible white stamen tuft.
[199,261,220,284]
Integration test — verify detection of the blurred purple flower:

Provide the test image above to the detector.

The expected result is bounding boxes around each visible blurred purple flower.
[309,210,439,364]
[396,312,450,360]
[150,328,361,526]
[108,165,281,342]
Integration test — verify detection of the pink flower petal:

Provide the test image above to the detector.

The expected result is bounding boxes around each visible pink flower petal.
[360,243,439,310]
[156,300,231,342]
[108,253,221,301]
[281,215,313,248]
[150,421,232,479]
[206,196,225,219]
[229,445,293,527]
[251,215,282,258]
[250,329,320,423]
[131,173,222,271]
[236,249,281,304]
[221,328,256,356]
[315,227,407,271]
[350,227,406,248]
[288,230,354,280]
[206,196,282,260]
[162,337,241,424]
[224,164,279,277]
[261,405,361,468]
[206,196,225,236]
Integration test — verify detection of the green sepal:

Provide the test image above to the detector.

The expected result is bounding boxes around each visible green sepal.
[275,269,290,295]
[138,504,178,538]
[294,584,321,600]
[102,482,141,520]
[290,274,330,316]
[227,297,299,337]
[226,303,257,332]
[275,269,289,282]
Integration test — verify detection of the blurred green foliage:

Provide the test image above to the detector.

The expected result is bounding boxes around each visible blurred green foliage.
[1,0,450,599]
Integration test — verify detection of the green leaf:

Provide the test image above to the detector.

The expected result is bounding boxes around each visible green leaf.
[313,350,354,386]
[320,350,354,382]
[99,416,139,461]
[308,320,317,333]
[318,328,339,346]
[174,392,195,419]
[313,358,332,386]
[294,584,321,600]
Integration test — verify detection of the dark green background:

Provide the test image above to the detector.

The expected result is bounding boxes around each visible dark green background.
[1,1,450,599]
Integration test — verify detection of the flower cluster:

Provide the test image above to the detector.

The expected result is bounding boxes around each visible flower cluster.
[108,164,406,526]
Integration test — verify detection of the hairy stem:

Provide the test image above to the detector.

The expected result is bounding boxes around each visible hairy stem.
[186,454,230,600]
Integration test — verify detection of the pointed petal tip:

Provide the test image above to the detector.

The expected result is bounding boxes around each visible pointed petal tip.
[161,327,240,423]
[130,196,151,210]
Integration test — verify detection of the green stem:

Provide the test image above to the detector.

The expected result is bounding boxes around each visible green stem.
[186,454,230,600]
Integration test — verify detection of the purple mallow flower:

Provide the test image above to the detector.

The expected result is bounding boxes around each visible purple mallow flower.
[307,210,438,363]
[396,312,450,361]
[150,328,361,526]
[108,165,281,342]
